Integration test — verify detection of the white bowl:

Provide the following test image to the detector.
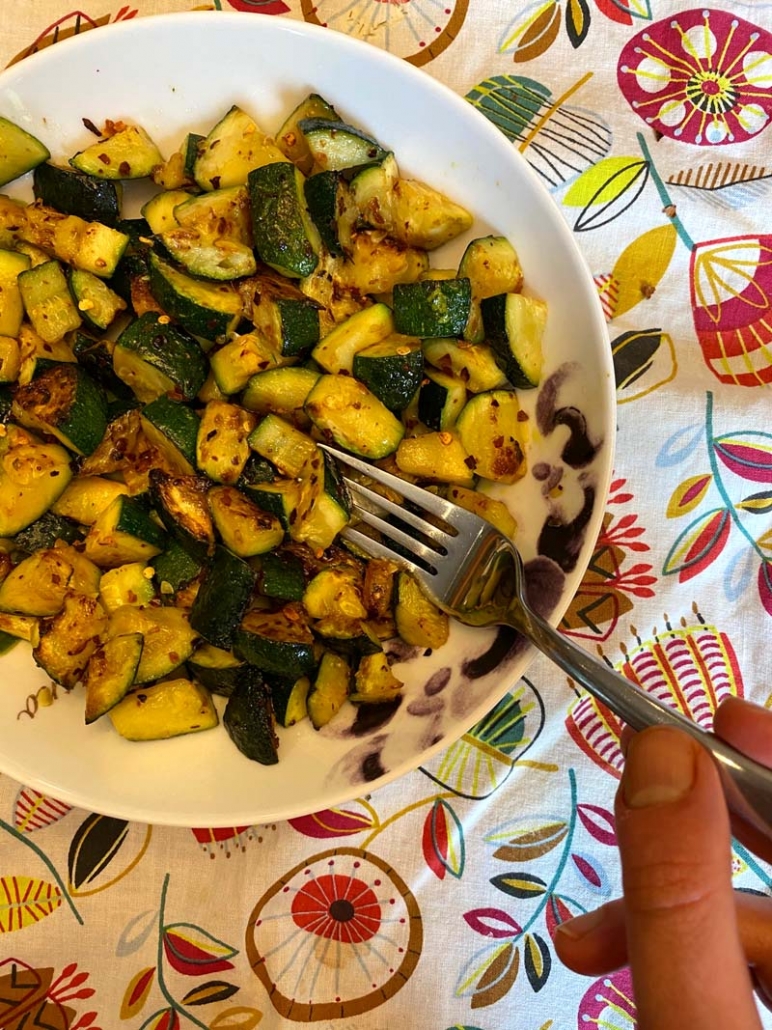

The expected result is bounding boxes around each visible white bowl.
[0,11,613,826]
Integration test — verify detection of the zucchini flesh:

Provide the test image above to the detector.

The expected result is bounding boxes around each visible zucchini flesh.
[83,632,143,723]
[0,117,50,187]
[13,510,81,553]
[458,235,523,299]
[108,603,199,683]
[146,252,242,341]
[0,249,31,338]
[84,494,167,567]
[141,189,190,234]
[312,303,395,375]
[194,105,288,191]
[395,431,475,486]
[33,592,108,688]
[114,312,208,404]
[68,268,127,331]
[51,476,129,526]
[305,374,404,460]
[196,400,256,484]
[151,539,204,597]
[298,118,386,172]
[422,338,507,394]
[481,292,546,389]
[248,414,317,479]
[455,390,526,484]
[234,607,316,679]
[70,124,164,180]
[149,470,216,559]
[241,366,319,427]
[109,677,218,741]
[394,571,449,650]
[308,651,350,728]
[417,369,467,432]
[208,485,284,558]
[161,186,257,281]
[0,424,73,537]
[18,260,82,343]
[140,396,199,474]
[276,94,338,174]
[12,363,108,456]
[98,562,155,612]
[389,178,473,250]
[447,485,518,538]
[349,651,403,704]
[0,548,74,616]
[268,673,311,728]
[209,333,288,396]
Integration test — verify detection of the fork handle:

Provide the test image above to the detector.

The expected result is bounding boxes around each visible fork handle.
[510,603,772,849]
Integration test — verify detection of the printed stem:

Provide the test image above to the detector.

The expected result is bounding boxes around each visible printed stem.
[156,873,209,1030]
[361,792,456,849]
[0,816,83,925]
[705,391,767,560]
[733,839,772,890]
[636,131,695,251]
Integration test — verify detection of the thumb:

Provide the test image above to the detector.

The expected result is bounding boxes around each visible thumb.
[615,726,761,1030]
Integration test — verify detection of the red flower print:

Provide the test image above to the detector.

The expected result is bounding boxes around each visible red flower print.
[291,874,381,943]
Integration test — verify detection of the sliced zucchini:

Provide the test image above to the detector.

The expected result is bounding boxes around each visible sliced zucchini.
[188,642,244,697]
[33,163,121,226]
[248,277,321,358]
[0,424,74,536]
[151,538,204,597]
[234,606,317,679]
[395,431,475,486]
[146,251,242,340]
[314,616,382,656]
[51,476,129,525]
[303,567,367,621]
[0,249,31,337]
[140,395,199,473]
[458,235,523,299]
[422,338,507,393]
[18,260,82,343]
[352,337,423,412]
[350,153,399,230]
[248,162,320,279]
[0,610,40,645]
[308,650,351,728]
[109,677,218,741]
[298,118,387,172]
[481,292,547,389]
[241,366,320,427]
[394,571,449,650]
[70,123,164,180]
[68,268,127,331]
[269,673,311,728]
[456,390,526,484]
[141,189,190,234]
[447,485,518,538]
[208,485,284,558]
[13,510,81,553]
[223,668,278,764]
[418,369,467,431]
[84,494,167,567]
[389,178,473,250]
[194,105,288,191]
[276,93,338,174]
[12,362,107,456]
[311,303,395,375]
[363,558,398,619]
[149,470,216,559]
[83,632,144,723]
[349,651,403,704]
[209,332,288,396]
[305,374,404,459]
[241,478,300,531]
[392,278,472,338]
[196,400,256,484]
[98,561,155,612]
[328,231,429,295]
[0,548,73,616]
[248,414,317,479]
[108,603,199,683]
[303,171,351,257]
[256,549,306,602]
[190,545,257,649]
[33,592,108,688]
[161,186,256,281]
[114,312,208,403]
[291,451,351,553]
[0,117,50,187]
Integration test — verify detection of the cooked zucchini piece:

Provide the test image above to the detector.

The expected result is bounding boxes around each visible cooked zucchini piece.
[98,561,155,612]
[269,673,311,728]
[13,510,81,552]
[350,152,399,229]
[305,374,404,459]
[392,278,472,338]
[447,484,517,537]
[196,400,256,484]
[235,606,317,678]
[83,632,143,723]
[481,292,547,389]
[161,186,256,281]
[190,545,257,649]
[109,677,218,741]
[256,550,306,602]
[308,650,350,729]
[15,324,76,386]
[146,252,242,340]
[194,105,288,191]
[152,538,204,600]
[52,476,129,525]
[363,558,398,619]
[0,249,31,337]
[189,642,244,697]
[114,312,208,403]
[239,453,276,487]
[0,117,50,186]
[422,338,508,393]
[141,189,190,234]
[276,93,338,174]
[241,478,300,531]
[68,268,126,331]
[349,651,403,704]
[390,178,473,250]
[140,396,199,474]
[223,667,278,765]
[458,235,523,299]
[33,592,108,688]
[303,171,348,256]
[108,603,199,683]
[248,277,321,358]
[418,369,467,431]
[0,610,39,645]
[209,332,288,396]
[149,470,216,559]
[303,567,367,621]
[84,494,167,567]
[182,132,204,179]
[312,303,395,375]
[33,162,121,226]
[395,431,475,486]
[394,571,449,650]
[12,363,107,456]
[329,231,429,295]
[55,543,101,597]
[0,548,74,616]
[0,384,12,422]
[298,118,387,172]
[18,260,82,342]
[352,337,423,412]
[456,390,526,483]
[0,335,21,386]
[0,424,74,536]
[248,414,317,479]
[241,366,320,427]
[70,123,164,180]
[208,485,284,558]
[78,409,158,493]
[292,450,351,553]
[248,162,320,279]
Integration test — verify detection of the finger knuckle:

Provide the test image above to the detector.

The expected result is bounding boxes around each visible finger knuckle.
[623,856,722,916]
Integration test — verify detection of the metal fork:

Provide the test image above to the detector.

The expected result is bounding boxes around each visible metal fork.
[320,443,772,848]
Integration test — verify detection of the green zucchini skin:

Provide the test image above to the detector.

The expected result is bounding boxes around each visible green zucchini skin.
[12,362,108,456]
[72,332,135,400]
[417,368,467,432]
[114,312,208,402]
[146,251,242,340]
[480,292,546,389]
[266,672,310,728]
[190,545,257,650]
[304,171,345,255]
[392,278,473,338]
[14,511,82,553]
[298,118,386,172]
[353,338,423,411]
[223,667,279,765]
[234,608,317,679]
[67,267,126,331]
[141,395,200,470]
[33,163,121,226]
[152,538,204,597]
[256,550,306,602]
[248,162,319,279]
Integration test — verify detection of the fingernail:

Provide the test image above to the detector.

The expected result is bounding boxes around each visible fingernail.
[622,726,696,809]
[555,906,607,941]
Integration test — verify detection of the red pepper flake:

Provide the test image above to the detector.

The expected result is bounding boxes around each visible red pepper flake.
[82,117,101,136]
[118,161,131,176]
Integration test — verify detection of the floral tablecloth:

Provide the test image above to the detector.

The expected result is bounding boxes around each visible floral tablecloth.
[2,1,772,1028]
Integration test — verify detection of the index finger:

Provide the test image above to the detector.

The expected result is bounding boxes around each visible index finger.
[714,697,772,863]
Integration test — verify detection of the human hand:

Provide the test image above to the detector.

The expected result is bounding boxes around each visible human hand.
[554,697,772,1030]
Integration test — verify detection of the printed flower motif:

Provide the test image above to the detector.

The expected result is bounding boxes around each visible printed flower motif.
[577,967,636,1026]
[618,9,772,145]
[246,848,422,1020]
